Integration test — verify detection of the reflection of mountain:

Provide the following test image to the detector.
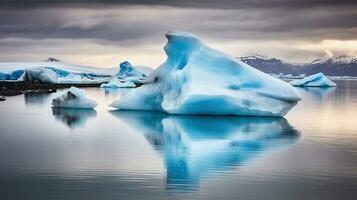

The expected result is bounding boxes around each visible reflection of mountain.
[111,111,299,190]
[52,108,97,129]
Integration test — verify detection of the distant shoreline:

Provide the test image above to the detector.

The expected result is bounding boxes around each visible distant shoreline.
[0,81,102,96]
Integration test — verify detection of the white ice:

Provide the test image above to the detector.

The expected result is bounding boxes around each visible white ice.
[26,67,58,84]
[100,77,136,88]
[111,31,301,116]
[52,87,97,109]
[0,58,152,84]
[290,73,337,87]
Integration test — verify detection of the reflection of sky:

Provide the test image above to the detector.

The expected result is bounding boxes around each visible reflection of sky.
[112,111,299,189]
[286,80,357,139]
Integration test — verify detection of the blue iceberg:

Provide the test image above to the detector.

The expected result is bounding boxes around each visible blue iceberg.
[111,31,301,116]
[290,73,337,87]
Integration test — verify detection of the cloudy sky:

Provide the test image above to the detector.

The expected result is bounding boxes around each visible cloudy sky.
[0,0,357,68]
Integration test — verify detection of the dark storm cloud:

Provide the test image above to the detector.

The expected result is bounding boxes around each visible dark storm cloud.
[0,4,356,43]
[0,0,356,65]
[0,0,356,9]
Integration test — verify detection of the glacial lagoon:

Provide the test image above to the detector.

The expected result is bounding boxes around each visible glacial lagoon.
[1,80,357,200]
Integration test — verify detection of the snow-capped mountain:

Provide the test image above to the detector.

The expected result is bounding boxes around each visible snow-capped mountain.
[238,54,357,76]
[238,54,296,75]
[303,55,357,76]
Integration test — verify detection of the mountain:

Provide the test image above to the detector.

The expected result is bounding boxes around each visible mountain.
[238,54,296,75]
[301,55,357,76]
[238,54,357,76]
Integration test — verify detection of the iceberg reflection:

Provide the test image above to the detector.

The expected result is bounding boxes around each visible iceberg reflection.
[296,87,335,101]
[52,108,97,129]
[111,111,300,190]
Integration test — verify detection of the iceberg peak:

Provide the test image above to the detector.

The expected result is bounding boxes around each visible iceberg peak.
[111,31,301,116]
[116,61,147,79]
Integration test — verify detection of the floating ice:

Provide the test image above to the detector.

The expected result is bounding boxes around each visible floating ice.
[100,77,136,88]
[26,67,58,84]
[52,87,97,109]
[117,61,147,78]
[0,58,151,84]
[111,31,301,116]
[290,73,337,87]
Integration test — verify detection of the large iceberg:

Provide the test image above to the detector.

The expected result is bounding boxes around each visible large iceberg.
[289,73,337,87]
[100,77,136,88]
[0,58,152,84]
[52,87,97,109]
[111,31,301,116]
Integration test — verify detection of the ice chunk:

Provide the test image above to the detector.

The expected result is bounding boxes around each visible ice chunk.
[290,73,337,87]
[110,31,301,116]
[0,58,152,84]
[26,67,58,84]
[0,70,25,81]
[52,87,97,109]
[116,61,147,78]
[100,78,136,88]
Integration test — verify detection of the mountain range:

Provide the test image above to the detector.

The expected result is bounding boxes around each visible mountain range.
[238,54,357,76]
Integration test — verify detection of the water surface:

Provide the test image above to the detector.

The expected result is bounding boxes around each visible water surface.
[1,80,357,200]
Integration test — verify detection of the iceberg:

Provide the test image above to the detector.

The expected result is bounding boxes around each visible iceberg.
[25,67,58,84]
[100,61,148,88]
[100,77,136,88]
[52,87,97,109]
[0,58,152,84]
[289,73,337,87]
[117,61,147,79]
[115,61,148,84]
[111,31,301,116]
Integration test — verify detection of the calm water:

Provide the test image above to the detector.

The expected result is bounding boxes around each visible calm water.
[1,80,357,200]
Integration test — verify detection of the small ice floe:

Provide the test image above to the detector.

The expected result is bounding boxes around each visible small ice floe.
[290,73,337,87]
[100,78,136,88]
[52,87,97,109]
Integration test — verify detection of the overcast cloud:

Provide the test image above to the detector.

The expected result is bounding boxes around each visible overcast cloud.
[0,0,356,67]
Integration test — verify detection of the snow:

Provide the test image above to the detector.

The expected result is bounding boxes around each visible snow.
[290,73,337,87]
[110,31,301,117]
[100,77,136,88]
[0,58,152,84]
[52,87,97,109]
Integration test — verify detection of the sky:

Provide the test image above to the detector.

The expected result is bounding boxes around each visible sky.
[0,0,357,68]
